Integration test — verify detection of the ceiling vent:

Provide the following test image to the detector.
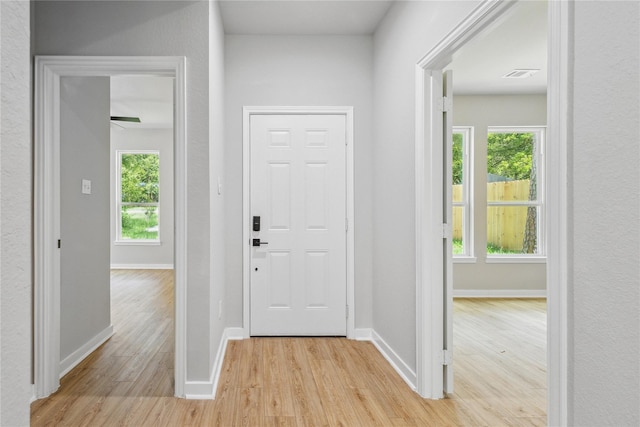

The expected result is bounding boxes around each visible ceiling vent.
[502,69,540,79]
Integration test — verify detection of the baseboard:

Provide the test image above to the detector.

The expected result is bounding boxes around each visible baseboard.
[110,264,174,270]
[369,330,417,391]
[184,327,244,400]
[31,384,37,404]
[60,325,114,378]
[354,328,373,341]
[454,289,547,298]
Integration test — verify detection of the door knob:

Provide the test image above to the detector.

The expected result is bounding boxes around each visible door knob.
[252,238,269,247]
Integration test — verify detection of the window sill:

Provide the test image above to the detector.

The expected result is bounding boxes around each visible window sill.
[114,240,161,246]
[453,256,477,264]
[486,256,546,264]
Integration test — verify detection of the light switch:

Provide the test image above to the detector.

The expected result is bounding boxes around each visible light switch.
[82,179,92,195]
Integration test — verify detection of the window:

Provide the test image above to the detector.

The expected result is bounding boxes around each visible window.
[116,151,160,243]
[452,126,474,259]
[486,127,545,259]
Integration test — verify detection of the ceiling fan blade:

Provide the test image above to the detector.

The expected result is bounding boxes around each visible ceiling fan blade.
[110,116,141,123]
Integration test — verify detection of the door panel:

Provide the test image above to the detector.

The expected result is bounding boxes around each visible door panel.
[250,114,347,336]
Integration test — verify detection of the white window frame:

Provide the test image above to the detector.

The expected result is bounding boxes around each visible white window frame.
[452,126,476,262]
[486,126,546,262]
[115,150,161,245]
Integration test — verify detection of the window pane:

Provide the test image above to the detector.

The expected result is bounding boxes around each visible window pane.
[121,153,159,203]
[121,205,159,240]
[487,205,539,255]
[452,206,464,255]
[452,132,464,203]
[487,132,537,202]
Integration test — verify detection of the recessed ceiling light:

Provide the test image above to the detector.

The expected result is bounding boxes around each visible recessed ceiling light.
[502,69,540,79]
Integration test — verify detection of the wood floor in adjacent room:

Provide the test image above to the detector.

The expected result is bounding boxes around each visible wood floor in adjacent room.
[31,270,546,426]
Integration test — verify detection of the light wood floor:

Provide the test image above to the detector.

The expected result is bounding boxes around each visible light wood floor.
[31,270,546,426]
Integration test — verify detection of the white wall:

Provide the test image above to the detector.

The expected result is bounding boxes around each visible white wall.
[372,0,480,372]
[452,95,546,293]
[34,0,217,383]
[570,1,640,424]
[110,128,175,268]
[224,35,374,329]
[0,1,32,425]
[59,76,112,365]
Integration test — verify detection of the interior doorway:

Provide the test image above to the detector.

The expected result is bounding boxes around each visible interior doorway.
[34,56,188,399]
[414,1,569,424]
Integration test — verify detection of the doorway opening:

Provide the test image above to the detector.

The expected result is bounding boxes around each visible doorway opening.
[445,1,548,422]
[33,56,188,399]
[415,1,569,425]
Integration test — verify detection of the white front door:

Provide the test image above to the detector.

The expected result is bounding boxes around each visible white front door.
[250,114,347,336]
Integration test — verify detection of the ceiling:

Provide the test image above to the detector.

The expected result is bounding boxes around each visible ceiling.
[110,1,547,129]
[219,0,394,35]
[446,0,547,95]
[110,76,174,130]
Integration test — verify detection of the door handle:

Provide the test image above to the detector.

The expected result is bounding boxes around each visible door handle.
[252,238,269,247]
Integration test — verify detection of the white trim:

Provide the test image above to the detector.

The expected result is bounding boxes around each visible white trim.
[242,106,356,339]
[485,256,546,264]
[184,379,215,400]
[415,0,521,400]
[453,290,547,298]
[453,256,477,264]
[59,325,114,378]
[353,328,373,341]
[546,1,570,425]
[185,327,244,400]
[34,56,187,399]
[370,330,417,391]
[110,264,174,270]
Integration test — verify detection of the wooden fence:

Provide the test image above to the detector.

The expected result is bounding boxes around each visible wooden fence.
[453,180,532,251]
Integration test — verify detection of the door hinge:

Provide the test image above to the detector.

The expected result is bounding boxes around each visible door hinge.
[346,305,349,319]
[345,218,348,232]
[442,223,451,239]
[439,96,453,113]
[440,349,452,366]
[57,239,61,249]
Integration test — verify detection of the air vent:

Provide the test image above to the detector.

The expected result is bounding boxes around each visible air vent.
[502,69,540,79]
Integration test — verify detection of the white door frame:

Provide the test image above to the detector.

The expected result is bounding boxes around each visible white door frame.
[414,1,569,425]
[242,106,355,339]
[34,56,188,398]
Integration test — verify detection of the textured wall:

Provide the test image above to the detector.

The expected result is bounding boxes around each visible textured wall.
[570,1,640,425]
[34,0,214,382]
[0,1,32,425]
